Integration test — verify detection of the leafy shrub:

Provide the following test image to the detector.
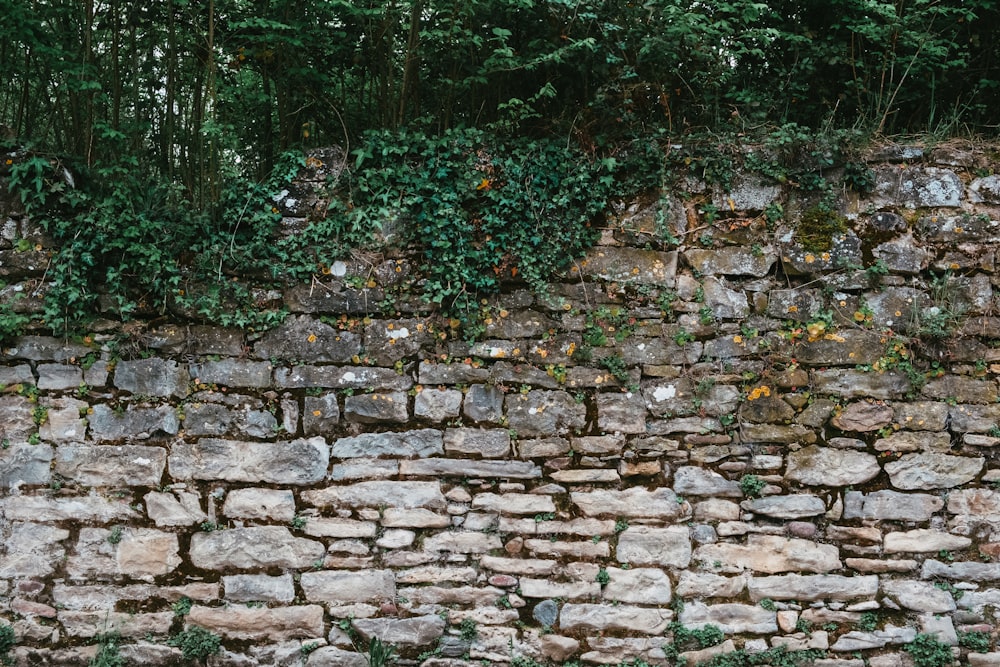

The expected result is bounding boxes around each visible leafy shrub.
[739,474,766,499]
[959,630,991,653]
[905,633,955,667]
[167,626,221,661]
[89,633,123,667]
[0,623,14,665]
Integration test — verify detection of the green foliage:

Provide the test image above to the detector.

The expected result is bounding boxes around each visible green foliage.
[458,617,478,641]
[959,630,991,653]
[367,637,397,667]
[858,612,879,632]
[167,626,221,662]
[172,597,193,618]
[0,303,28,345]
[905,633,955,667]
[89,633,123,667]
[0,623,14,665]
[598,355,632,387]
[759,599,777,611]
[662,622,725,660]
[699,647,826,667]
[293,129,616,327]
[596,568,611,585]
[739,474,766,499]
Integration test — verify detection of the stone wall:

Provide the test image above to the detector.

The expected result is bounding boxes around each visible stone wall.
[3,141,1000,666]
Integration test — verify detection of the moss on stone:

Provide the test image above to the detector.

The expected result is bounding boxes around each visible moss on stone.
[796,205,848,253]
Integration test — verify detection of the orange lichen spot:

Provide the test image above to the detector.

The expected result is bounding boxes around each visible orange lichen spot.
[747,385,771,401]
[788,305,799,313]
[307,334,317,343]
[312,410,322,417]
[805,321,826,341]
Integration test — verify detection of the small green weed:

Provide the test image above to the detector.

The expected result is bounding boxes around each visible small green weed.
[905,632,954,667]
[167,626,221,661]
[89,632,123,667]
[959,630,991,653]
[172,596,193,617]
[739,474,766,498]
[367,637,397,667]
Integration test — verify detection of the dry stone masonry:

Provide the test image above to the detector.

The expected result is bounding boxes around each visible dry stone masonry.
[3,141,1000,666]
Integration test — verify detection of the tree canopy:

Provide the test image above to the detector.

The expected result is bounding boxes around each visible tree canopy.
[2,0,998,191]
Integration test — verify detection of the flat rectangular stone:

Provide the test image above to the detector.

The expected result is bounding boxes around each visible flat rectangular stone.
[2,495,140,522]
[480,555,558,576]
[747,574,879,601]
[58,611,173,638]
[444,428,511,458]
[560,602,673,634]
[694,535,841,574]
[845,558,918,573]
[89,404,180,442]
[304,481,445,510]
[113,358,189,398]
[549,468,621,484]
[422,532,502,553]
[330,459,399,480]
[189,360,272,388]
[394,566,477,585]
[0,364,35,385]
[55,445,166,487]
[36,363,83,390]
[810,369,911,399]
[223,573,295,603]
[187,604,324,641]
[571,487,684,519]
[380,508,451,528]
[332,430,441,458]
[520,578,601,599]
[190,527,324,570]
[418,360,490,385]
[580,247,677,286]
[471,493,556,515]
[169,437,328,484]
[273,365,412,391]
[302,518,377,539]
[524,539,610,558]
[399,458,540,479]
[300,570,395,604]
[221,488,296,521]
[5,336,91,361]
[535,518,616,536]
[0,442,52,487]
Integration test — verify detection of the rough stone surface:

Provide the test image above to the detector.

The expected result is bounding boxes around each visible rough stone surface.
[169,436,329,484]
[189,527,324,570]
[694,535,841,574]
[7,153,1000,665]
[616,526,692,568]
[560,603,673,634]
[785,446,880,486]
[885,452,984,489]
[113,358,189,398]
